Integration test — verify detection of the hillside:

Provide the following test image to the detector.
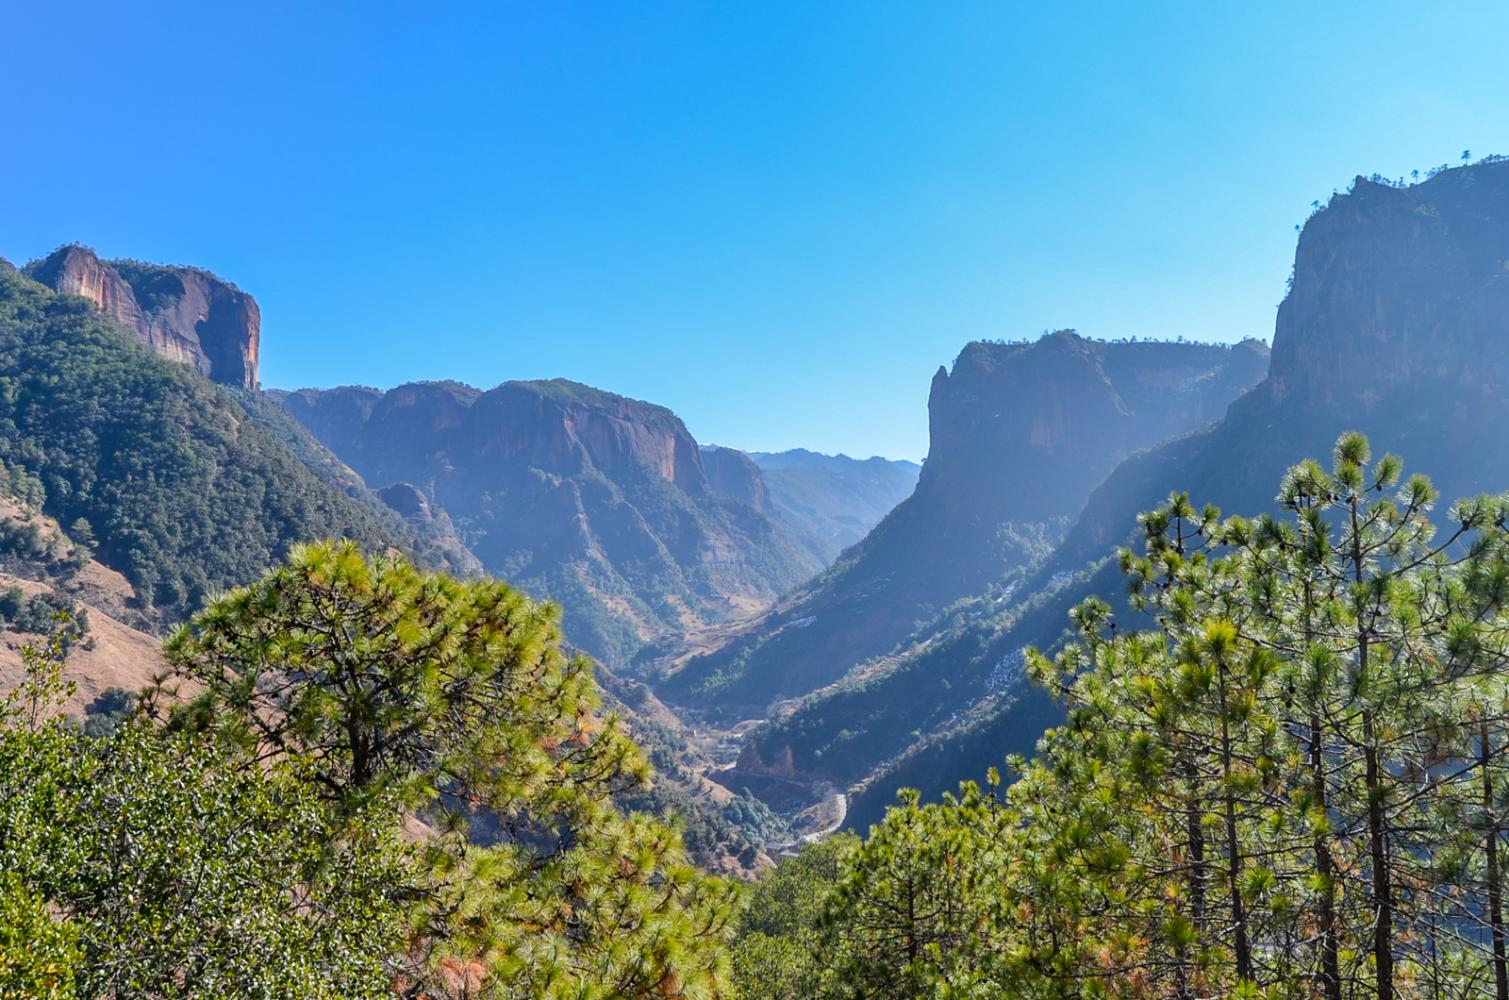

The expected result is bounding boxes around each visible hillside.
[279,380,823,667]
[0,490,166,718]
[842,158,1509,829]
[0,266,452,620]
[660,333,1269,715]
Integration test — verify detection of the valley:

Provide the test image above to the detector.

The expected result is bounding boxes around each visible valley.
[14,158,1509,857]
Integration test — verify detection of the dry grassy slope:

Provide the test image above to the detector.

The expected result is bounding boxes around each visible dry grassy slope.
[0,494,167,714]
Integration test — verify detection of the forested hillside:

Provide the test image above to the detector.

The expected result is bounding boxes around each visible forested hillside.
[0,267,443,619]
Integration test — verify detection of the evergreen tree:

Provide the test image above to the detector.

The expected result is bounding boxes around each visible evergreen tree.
[162,540,741,1000]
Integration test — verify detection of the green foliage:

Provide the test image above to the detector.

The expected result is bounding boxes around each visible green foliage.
[164,540,742,999]
[1,590,89,650]
[735,433,1509,1000]
[0,872,78,1000]
[731,834,856,1000]
[0,586,20,621]
[0,633,412,999]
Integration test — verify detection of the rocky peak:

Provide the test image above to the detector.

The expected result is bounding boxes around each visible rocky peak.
[375,481,436,523]
[1267,160,1509,409]
[28,245,146,332]
[280,377,818,665]
[25,245,260,389]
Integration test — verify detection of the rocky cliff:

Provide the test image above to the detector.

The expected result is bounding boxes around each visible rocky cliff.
[1268,169,1509,410]
[281,379,822,665]
[700,446,770,513]
[841,158,1509,830]
[661,333,1269,714]
[26,245,260,388]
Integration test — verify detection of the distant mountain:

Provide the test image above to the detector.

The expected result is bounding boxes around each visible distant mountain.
[660,333,1269,715]
[837,158,1509,830]
[25,245,260,389]
[742,449,920,564]
[279,380,822,666]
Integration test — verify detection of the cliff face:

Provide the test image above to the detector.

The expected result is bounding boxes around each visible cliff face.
[282,379,821,665]
[26,246,260,388]
[661,333,1268,713]
[843,159,1509,828]
[1268,170,1509,410]
[701,446,769,512]
[922,333,1269,521]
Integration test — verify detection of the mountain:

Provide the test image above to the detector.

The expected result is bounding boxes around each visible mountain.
[0,263,460,620]
[659,333,1269,716]
[743,449,920,564]
[25,245,259,389]
[838,158,1509,830]
[279,380,823,666]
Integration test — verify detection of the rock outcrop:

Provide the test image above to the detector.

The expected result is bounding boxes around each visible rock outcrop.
[281,379,822,665]
[662,333,1269,714]
[1268,171,1509,410]
[26,245,260,388]
[701,446,770,512]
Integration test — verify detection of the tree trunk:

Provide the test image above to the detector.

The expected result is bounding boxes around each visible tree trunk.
[1310,708,1343,1000]
[1352,497,1393,1000]
[1483,721,1509,1000]
[1216,657,1252,982]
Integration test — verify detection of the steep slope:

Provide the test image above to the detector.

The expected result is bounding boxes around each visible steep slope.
[744,449,920,563]
[843,158,1509,829]
[0,490,167,717]
[280,380,822,666]
[0,266,440,619]
[25,245,260,388]
[661,333,1269,715]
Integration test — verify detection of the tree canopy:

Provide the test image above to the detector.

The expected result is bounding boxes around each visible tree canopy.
[162,540,740,999]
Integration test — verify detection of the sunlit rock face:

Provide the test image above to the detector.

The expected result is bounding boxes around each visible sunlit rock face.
[27,245,260,389]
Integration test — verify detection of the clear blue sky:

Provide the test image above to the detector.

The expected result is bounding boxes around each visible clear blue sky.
[3,3,1506,460]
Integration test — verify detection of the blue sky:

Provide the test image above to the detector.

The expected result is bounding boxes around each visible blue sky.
[3,3,1506,460]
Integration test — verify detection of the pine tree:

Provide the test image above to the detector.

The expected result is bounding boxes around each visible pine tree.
[161,540,741,1000]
